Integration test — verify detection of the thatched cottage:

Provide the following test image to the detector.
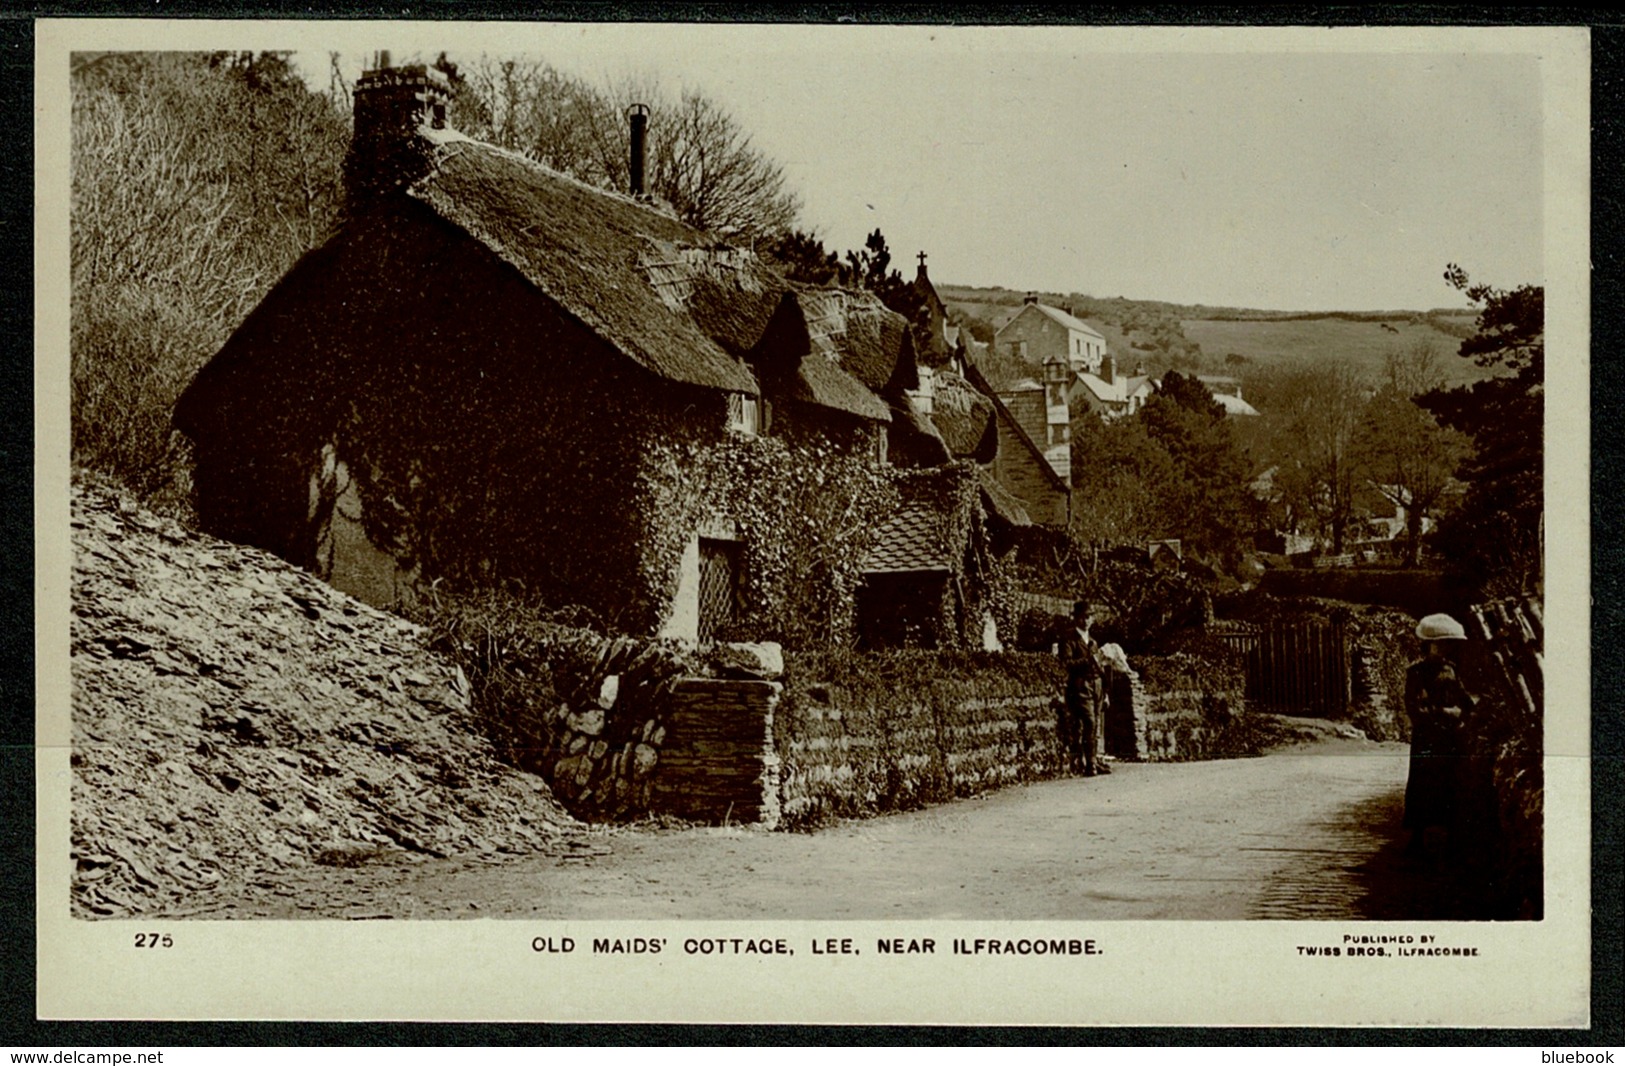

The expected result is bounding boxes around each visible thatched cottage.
[175,63,1018,647]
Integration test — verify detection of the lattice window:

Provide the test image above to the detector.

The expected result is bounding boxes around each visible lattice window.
[698,538,741,643]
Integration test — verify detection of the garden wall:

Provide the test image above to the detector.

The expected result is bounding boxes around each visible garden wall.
[1133,652,1258,761]
[774,650,1067,828]
[427,591,1284,830]
[648,679,781,827]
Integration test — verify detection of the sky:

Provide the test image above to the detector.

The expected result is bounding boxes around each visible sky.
[288,23,1560,313]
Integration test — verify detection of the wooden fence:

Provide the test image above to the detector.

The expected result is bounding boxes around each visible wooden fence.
[1215,620,1350,717]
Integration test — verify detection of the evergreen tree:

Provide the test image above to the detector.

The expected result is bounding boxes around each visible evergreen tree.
[1419,266,1543,598]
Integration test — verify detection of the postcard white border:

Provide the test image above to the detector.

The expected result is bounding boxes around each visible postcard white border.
[34,19,1592,1027]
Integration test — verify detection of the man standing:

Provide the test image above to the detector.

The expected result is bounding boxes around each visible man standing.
[1057,600,1110,776]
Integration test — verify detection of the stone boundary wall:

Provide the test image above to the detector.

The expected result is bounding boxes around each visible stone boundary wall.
[776,684,1063,828]
[542,642,1262,828]
[1134,653,1249,761]
[540,670,783,827]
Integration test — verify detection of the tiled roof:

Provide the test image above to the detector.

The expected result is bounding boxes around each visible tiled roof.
[1031,303,1105,340]
[861,502,950,573]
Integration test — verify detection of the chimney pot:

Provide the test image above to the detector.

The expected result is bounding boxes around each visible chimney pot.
[628,103,650,198]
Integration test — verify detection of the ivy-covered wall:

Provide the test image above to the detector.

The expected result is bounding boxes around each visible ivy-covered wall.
[634,420,900,649]
[1133,650,1266,760]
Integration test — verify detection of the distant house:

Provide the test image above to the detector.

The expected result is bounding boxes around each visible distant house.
[174,62,990,647]
[1192,374,1261,417]
[994,294,1108,374]
[1072,354,1156,420]
[906,259,1069,530]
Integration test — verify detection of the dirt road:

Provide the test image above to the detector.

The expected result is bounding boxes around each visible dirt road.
[165,734,1483,921]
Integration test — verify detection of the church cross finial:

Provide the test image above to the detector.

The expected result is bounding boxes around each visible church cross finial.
[917,250,928,268]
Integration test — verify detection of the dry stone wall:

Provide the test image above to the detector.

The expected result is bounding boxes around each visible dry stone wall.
[70,481,578,918]
[774,651,1069,828]
[1135,652,1259,760]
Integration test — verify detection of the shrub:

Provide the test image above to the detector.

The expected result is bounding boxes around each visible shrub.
[406,586,699,776]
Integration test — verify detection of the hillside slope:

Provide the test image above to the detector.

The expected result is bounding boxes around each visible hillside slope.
[70,481,578,918]
[938,283,1488,385]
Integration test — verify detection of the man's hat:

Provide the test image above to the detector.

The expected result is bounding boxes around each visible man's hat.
[1072,600,1093,619]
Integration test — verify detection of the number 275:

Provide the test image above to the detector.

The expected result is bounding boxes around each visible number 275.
[133,933,173,948]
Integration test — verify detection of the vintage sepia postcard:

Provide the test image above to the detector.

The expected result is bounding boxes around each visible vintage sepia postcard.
[35,18,1590,1026]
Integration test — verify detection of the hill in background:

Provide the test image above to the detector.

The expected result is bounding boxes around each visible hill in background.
[939,283,1492,391]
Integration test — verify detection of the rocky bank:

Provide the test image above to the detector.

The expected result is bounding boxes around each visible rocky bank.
[69,481,579,918]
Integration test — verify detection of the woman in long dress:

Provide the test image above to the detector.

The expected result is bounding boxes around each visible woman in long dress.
[1403,613,1474,854]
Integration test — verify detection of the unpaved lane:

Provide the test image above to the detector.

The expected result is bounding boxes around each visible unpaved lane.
[173,737,1446,921]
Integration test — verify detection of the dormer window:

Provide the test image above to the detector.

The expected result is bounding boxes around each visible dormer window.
[727,392,764,436]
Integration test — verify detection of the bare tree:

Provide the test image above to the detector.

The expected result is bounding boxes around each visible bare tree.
[1266,362,1367,554]
[72,52,349,503]
[1348,337,1472,568]
[451,56,800,239]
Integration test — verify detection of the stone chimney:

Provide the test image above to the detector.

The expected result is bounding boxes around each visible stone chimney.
[1102,353,1115,384]
[344,61,452,212]
[1024,292,1038,305]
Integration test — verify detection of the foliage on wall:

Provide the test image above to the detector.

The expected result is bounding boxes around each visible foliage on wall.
[635,421,900,649]
[407,586,699,799]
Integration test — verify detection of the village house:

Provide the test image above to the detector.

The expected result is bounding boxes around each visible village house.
[174,62,1012,649]
[1193,374,1262,418]
[904,261,1071,531]
[1071,354,1157,420]
[994,294,1108,373]
[987,298,1116,487]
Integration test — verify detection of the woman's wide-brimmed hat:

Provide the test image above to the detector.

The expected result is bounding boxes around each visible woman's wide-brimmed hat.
[1416,613,1468,641]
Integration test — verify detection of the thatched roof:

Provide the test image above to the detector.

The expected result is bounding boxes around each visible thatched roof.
[184,130,928,434]
[415,140,931,421]
[796,287,916,394]
[929,371,998,460]
[748,292,893,423]
[887,398,953,467]
[409,140,772,395]
[978,469,1032,528]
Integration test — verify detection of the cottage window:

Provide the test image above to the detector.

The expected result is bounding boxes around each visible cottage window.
[727,392,762,436]
[697,538,743,642]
